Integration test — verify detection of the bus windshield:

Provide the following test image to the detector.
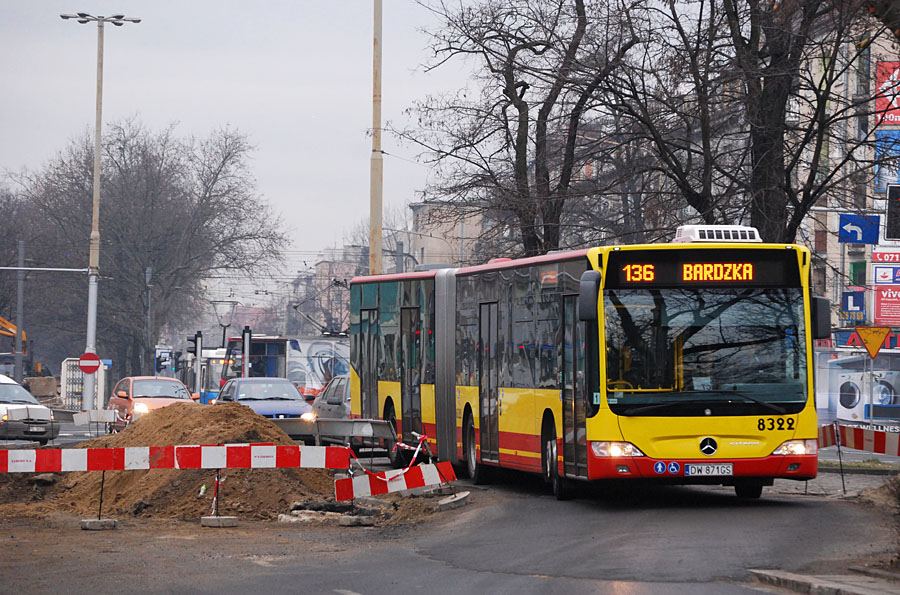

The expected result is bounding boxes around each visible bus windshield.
[603,287,808,416]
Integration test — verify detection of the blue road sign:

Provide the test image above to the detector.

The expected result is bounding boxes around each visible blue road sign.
[839,291,866,322]
[838,214,880,244]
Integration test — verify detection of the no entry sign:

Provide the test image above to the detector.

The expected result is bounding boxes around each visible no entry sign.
[78,352,101,374]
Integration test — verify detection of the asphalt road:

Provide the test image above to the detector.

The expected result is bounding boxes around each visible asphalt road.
[1,469,895,594]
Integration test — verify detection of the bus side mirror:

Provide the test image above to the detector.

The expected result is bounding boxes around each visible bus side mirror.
[578,271,602,321]
[811,296,831,340]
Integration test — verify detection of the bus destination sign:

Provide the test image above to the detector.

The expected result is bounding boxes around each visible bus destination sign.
[606,248,801,288]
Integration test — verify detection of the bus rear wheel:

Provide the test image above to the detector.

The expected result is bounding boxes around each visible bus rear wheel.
[464,415,489,484]
[734,481,763,499]
[385,403,405,469]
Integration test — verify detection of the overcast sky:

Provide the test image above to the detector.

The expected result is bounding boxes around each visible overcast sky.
[1,1,468,304]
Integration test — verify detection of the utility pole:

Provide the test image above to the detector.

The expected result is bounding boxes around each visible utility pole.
[145,267,152,375]
[14,241,24,382]
[369,0,383,275]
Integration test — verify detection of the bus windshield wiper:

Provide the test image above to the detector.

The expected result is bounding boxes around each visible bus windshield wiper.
[620,401,685,416]
[716,389,787,415]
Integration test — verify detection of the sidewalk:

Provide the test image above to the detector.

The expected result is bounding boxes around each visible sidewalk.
[761,448,900,594]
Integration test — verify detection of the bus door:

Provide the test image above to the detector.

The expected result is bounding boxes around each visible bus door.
[478,302,499,463]
[562,295,588,477]
[400,307,423,438]
[360,309,379,419]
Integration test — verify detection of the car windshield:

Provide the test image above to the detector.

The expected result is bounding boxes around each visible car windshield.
[604,287,808,416]
[0,383,39,404]
[132,380,191,399]
[235,381,303,401]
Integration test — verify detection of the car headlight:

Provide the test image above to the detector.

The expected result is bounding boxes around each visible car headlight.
[300,411,316,422]
[133,403,150,415]
[209,399,217,405]
[772,439,817,456]
[1,413,6,422]
[591,441,644,457]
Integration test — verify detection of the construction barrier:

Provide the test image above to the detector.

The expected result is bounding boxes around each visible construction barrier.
[335,461,457,501]
[0,443,350,473]
[819,422,900,456]
[818,424,838,448]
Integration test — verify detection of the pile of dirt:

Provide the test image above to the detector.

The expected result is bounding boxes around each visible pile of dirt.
[0,402,335,520]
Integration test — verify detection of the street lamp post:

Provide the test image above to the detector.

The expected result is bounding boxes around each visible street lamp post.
[60,12,140,410]
[211,300,238,348]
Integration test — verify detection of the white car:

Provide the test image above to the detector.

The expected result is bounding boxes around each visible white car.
[0,375,59,445]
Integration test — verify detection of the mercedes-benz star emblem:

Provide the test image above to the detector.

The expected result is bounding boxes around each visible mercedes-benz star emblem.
[699,437,717,456]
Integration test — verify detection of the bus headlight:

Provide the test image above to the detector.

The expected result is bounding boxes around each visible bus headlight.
[772,439,817,456]
[591,441,644,457]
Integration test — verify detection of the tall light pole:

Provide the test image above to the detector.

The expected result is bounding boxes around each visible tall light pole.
[60,12,141,410]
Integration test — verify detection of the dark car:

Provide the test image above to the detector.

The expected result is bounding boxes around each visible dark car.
[0,375,59,445]
[215,377,314,442]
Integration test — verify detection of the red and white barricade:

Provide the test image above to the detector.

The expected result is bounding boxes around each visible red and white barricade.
[0,443,350,473]
[335,461,456,501]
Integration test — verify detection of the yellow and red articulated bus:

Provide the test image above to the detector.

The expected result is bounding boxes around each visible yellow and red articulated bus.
[349,225,831,499]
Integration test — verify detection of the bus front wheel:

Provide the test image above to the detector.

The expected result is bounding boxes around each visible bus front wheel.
[543,427,572,500]
[734,481,763,499]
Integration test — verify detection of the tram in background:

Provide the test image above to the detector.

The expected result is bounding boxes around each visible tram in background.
[178,347,226,404]
[220,335,349,401]
[349,225,831,499]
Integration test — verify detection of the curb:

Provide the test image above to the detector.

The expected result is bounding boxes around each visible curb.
[818,466,900,476]
[750,568,899,595]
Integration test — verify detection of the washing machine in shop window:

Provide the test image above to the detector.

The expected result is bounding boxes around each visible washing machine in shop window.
[836,372,867,422]
[871,371,900,406]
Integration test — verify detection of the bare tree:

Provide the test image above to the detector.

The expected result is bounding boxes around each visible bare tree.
[9,120,288,375]
[396,0,639,256]
[602,0,894,243]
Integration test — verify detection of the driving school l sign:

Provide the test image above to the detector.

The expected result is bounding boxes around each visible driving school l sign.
[78,352,101,374]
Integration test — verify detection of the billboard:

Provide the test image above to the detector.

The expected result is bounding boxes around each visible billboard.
[875,130,900,192]
[876,61,900,125]
[874,285,900,325]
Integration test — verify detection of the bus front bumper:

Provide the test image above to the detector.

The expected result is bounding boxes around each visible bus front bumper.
[586,450,817,482]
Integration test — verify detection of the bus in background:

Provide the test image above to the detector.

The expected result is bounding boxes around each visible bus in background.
[349,225,831,499]
[221,335,349,401]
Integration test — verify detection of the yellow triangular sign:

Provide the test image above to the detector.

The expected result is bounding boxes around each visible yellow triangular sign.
[855,326,891,359]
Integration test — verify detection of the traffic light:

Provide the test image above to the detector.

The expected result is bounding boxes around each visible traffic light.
[155,358,166,373]
[887,184,900,240]
[186,331,203,357]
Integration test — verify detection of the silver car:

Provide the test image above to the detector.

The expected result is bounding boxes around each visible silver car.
[311,374,350,421]
[0,375,59,445]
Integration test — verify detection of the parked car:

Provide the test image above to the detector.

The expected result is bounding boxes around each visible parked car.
[215,377,314,442]
[107,376,195,432]
[0,375,59,445]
